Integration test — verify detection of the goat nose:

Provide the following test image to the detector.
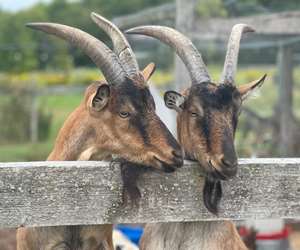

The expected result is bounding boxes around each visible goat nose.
[172,149,182,159]
[172,150,183,167]
[221,157,238,169]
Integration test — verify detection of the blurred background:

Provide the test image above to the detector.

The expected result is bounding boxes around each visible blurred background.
[0,0,299,249]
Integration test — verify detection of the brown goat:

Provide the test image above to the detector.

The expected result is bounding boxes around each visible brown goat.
[17,14,183,250]
[127,24,266,250]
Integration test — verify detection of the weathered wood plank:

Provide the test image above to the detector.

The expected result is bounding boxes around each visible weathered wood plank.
[113,3,175,28]
[191,11,300,40]
[116,5,300,39]
[0,159,299,228]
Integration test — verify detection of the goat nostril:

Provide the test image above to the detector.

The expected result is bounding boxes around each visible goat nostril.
[172,150,183,159]
[221,158,237,168]
[172,150,183,166]
[172,150,183,160]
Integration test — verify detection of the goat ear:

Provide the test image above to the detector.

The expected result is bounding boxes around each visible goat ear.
[142,62,156,82]
[238,74,267,101]
[91,84,110,111]
[164,90,185,112]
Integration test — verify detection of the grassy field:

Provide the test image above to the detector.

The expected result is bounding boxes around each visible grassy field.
[0,65,299,162]
[0,93,82,162]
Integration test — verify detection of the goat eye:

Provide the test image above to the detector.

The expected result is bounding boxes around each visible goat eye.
[191,112,198,117]
[119,111,130,118]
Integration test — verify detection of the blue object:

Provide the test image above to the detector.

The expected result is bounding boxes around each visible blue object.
[116,225,144,245]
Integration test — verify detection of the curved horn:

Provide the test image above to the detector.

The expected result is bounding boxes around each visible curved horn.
[126,26,210,84]
[91,12,139,77]
[220,24,254,85]
[26,22,127,85]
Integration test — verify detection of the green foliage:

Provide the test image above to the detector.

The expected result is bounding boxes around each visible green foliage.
[0,87,52,143]
[196,0,227,18]
[0,0,172,73]
[0,68,102,86]
[0,142,53,162]
[0,92,31,143]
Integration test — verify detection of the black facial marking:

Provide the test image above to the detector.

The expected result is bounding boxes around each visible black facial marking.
[116,80,155,145]
[221,127,236,164]
[232,116,238,133]
[129,114,149,144]
[232,107,240,133]
[191,84,237,110]
[194,108,211,152]
[158,118,181,151]
[189,84,242,152]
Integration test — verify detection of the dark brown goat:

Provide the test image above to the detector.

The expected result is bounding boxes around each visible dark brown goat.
[17,13,183,250]
[127,24,266,250]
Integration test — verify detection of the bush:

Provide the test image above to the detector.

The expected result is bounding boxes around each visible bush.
[0,87,52,144]
[0,68,103,87]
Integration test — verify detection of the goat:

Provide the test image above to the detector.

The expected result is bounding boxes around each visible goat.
[126,24,266,250]
[17,13,183,250]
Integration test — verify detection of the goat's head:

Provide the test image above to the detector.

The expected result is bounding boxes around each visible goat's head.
[127,24,266,213]
[26,13,183,172]
[127,24,266,180]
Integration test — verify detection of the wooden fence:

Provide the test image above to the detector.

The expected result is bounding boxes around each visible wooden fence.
[0,158,299,229]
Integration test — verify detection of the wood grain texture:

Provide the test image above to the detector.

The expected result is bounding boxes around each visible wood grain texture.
[0,159,299,229]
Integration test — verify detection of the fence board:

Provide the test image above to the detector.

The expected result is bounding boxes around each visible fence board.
[0,158,299,228]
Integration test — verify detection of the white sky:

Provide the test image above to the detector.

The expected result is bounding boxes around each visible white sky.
[0,0,51,12]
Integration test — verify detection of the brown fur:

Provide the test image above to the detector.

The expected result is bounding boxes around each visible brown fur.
[140,222,247,250]
[0,229,16,250]
[17,68,183,250]
[47,80,181,168]
[176,84,240,178]
[140,77,266,250]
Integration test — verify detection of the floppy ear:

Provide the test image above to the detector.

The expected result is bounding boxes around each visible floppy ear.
[238,74,267,101]
[164,90,185,112]
[142,62,156,82]
[91,84,110,111]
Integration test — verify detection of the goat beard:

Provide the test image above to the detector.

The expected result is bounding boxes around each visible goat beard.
[203,175,223,215]
[113,158,223,214]
[110,159,150,207]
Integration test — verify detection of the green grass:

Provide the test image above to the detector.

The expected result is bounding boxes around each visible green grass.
[0,93,82,162]
[0,142,53,162]
[40,93,82,140]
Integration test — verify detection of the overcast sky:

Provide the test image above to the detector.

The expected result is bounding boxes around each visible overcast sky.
[0,0,51,12]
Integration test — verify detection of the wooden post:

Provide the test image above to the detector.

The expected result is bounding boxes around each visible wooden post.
[175,0,197,91]
[30,82,39,143]
[277,45,294,156]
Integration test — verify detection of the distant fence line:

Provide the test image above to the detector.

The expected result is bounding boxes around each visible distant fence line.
[0,85,86,96]
[0,85,86,143]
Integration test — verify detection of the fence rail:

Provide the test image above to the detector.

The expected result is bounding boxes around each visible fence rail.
[0,158,299,229]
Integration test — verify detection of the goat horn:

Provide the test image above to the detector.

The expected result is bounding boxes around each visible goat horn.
[26,22,127,85]
[91,12,139,77]
[126,26,210,85]
[220,24,254,85]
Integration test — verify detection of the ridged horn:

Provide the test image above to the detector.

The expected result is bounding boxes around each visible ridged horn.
[220,24,255,85]
[26,22,127,85]
[126,25,210,85]
[91,12,139,77]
